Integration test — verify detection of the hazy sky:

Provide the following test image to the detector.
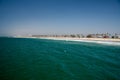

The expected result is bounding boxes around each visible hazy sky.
[0,0,120,36]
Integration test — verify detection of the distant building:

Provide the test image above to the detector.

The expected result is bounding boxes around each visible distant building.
[103,35,109,38]
[115,34,120,39]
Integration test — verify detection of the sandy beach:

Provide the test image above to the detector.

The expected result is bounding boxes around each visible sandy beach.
[14,36,120,45]
[37,37,120,42]
[33,37,120,45]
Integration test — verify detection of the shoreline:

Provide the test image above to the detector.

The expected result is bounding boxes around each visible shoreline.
[13,37,120,45]
[37,37,120,45]
[38,37,120,42]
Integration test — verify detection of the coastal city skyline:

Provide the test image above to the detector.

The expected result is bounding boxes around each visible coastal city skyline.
[0,0,120,36]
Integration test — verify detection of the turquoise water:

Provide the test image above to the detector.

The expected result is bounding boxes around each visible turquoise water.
[0,37,120,80]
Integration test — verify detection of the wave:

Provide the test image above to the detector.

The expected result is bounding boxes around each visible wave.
[68,40,120,46]
[17,37,120,46]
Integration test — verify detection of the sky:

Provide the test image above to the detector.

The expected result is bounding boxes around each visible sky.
[0,0,120,36]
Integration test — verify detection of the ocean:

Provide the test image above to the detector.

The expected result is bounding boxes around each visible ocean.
[0,37,120,80]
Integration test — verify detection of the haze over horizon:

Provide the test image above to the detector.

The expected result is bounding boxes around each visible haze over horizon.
[0,0,120,36]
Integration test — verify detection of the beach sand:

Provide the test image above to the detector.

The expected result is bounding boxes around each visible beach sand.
[15,36,120,45]
[36,37,120,45]
[37,37,120,42]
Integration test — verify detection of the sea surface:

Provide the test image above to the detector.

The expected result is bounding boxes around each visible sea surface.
[0,37,120,80]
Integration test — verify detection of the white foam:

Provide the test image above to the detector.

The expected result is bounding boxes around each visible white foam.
[95,41,120,45]
[68,40,120,46]
[33,38,120,46]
